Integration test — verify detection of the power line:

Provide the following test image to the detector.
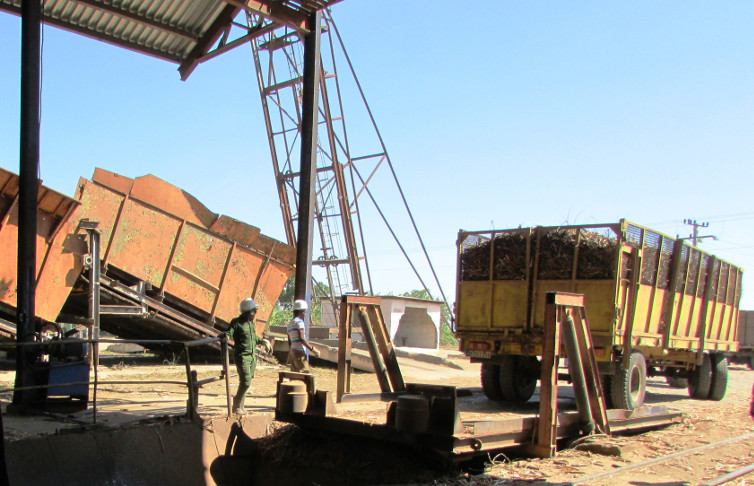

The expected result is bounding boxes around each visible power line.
[682,218,715,246]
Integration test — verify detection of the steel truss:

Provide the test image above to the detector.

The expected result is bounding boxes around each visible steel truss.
[248,10,449,318]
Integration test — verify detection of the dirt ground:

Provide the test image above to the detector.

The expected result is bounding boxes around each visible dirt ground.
[1,349,753,485]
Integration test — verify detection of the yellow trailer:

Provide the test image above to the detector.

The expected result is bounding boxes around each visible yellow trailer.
[455,220,743,410]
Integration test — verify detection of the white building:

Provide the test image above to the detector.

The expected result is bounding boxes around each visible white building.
[319,295,443,350]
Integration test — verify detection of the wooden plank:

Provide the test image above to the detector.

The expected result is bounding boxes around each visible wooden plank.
[366,306,405,392]
[342,295,382,306]
[534,300,560,458]
[572,306,610,435]
[357,307,391,392]
[546,292,584,308]
[336,300,352,402]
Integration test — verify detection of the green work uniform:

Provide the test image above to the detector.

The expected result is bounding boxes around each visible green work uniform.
[227,315,262,402]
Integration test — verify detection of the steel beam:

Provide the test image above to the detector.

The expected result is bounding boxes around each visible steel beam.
[293,11,322,313]
[12,0,42,411]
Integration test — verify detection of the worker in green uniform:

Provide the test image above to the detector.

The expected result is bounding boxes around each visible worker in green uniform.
[226,297,269,415]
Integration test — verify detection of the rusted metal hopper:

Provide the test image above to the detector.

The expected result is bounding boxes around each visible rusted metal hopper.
[0,167,295,344]
[0,167,81,328]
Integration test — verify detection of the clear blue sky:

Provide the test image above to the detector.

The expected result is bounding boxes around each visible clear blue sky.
[1,1,753,309]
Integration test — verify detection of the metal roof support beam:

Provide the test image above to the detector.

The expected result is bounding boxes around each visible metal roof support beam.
[194,21,278,67]
[294,11,322,314]
[179,3,241,80]
[12,0,43,415]
[227,0,308,32]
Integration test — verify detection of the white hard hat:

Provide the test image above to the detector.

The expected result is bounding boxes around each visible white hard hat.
[240,298,257,313]
[293,300,308,311]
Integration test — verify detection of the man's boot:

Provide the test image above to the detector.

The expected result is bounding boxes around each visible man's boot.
[232,395,246,415]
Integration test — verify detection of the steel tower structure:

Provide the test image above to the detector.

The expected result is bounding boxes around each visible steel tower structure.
[247,9,449,316]
[249,10,371,300]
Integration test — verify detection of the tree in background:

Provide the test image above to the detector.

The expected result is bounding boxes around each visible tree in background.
[400,289,457,347]
[267,276,331,327]
[267,276,294,328]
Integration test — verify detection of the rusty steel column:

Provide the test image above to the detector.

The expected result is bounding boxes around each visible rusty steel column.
[293,11,322,317]
[12,0,43,412]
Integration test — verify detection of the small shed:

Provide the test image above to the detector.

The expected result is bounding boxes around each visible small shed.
[320,296,443,350]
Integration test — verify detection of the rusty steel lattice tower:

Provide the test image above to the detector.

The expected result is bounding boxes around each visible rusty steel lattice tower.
[248,10,450,316]
[248,10,372,301]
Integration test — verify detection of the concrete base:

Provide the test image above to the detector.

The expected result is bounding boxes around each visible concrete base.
[5,413,273,486]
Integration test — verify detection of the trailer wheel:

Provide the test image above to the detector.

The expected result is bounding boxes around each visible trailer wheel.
[707,353,728,401]
[611,351,646,410]
[666,376,688,389]
[498,355,538,403]
[601,374,614,409]
[481,363,503,401]
[688,353,712,400]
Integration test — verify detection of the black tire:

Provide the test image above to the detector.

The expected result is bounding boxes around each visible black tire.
[708,353,728,401]
[498,355,538,403]
[748,355,754,371]
[688,353,712,399]
[481,362,503,400]
[666,376,689,389]
[601,374,615,409]
[611,351,647,410]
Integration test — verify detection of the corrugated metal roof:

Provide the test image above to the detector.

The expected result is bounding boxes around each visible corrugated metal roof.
[0,0,342,77]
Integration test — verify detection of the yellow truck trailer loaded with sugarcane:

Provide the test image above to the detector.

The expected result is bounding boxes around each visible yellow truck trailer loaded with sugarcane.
[454,220,743,410]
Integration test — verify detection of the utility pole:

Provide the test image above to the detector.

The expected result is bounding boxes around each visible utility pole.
[683,219,714,246]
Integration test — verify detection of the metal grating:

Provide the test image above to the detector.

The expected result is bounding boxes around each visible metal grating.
[641,230,661,285]
[459,233,491,282]
[697,254,710,297]
[686,248,700,296]
[675,245,689,293]
[625,224,643,247]
[657,237,674,289]
[719,263,730,303]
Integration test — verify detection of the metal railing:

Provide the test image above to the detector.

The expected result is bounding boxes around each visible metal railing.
[0,335,234,423]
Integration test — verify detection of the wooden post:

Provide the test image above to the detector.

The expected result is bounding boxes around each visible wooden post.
[336,298,352,402]
[336,295,404,400]
[532,295,560,458]
[366,306,405,392]
[572,306,610,435]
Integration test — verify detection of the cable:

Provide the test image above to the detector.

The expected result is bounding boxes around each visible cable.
[328,14,451,310]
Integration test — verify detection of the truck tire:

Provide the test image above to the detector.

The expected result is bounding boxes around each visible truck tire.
[707,353,728,401]
[688,353,712,400]
[666,376,688,389]
[498,355,538,403]
[601,374,614,409]
[748,355,754,371]
[481,363,503,401]
[611,351,646,410]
